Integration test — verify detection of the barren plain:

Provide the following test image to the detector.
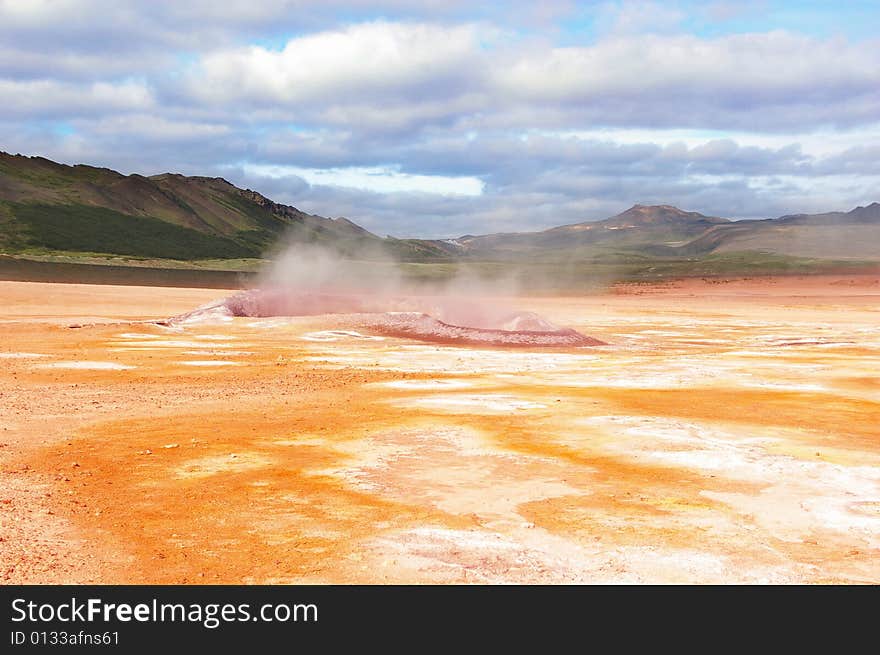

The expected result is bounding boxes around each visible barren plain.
[1,275,879,583]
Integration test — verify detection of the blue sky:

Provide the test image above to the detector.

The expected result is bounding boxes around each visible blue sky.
[1,0,878,237]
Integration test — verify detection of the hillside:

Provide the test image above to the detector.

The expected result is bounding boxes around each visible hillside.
[452,205,730,256]
[0,152,453,261]
[449,203,880,262]
[1,152,877,276]
[674,203,880,260]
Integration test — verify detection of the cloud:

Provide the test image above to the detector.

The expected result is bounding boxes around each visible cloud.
[594,1,686,35]
[492,31,880,130]
[0,45,174,80]
[167,25,880,133]
[3,112,877,238]
[85,115,232,142]
[0,2,878,236]
[184,22,493,110]
[814,144,880,176]
[243,163,483,196]
[0,79,153,119]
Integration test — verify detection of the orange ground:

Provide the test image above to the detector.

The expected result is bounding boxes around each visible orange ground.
[1,275,879,583]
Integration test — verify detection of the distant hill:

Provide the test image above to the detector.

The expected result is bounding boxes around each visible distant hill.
[448,202,880,261]
[0,152,454,261]
[1,152,877,268]
[451,204,731,256]
[671,203,880,260]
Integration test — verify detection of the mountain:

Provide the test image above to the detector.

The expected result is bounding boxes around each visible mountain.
[1,152,877,267]
[450,202,880,262]
[452,204,730,256]
[675,203,880,260]
[0,152,453,261]
[775,203,880,226]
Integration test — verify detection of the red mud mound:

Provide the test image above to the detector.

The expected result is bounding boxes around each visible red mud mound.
[371,312,604,347]
[225,290,372,317]
[170,289,606,348]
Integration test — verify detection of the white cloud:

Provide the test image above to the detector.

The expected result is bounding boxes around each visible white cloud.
[595,1,686,35]
[543,125,880,161]
[0,79,153,118]
[85,115,231,141]
[188,21,493,105]
[174,26,880,132]
[0,0,85,22]
[244,163,483,196]
[495,31,879,106]
[1,2,878,235]
[0,45,173,79]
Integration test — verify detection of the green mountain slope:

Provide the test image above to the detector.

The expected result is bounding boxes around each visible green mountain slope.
[0,152,453,261]
[1,152,877,270]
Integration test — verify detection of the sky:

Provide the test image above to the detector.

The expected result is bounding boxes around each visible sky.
[1,0,878,238]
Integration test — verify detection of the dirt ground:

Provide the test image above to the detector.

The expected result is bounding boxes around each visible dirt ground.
[1,275,878,583]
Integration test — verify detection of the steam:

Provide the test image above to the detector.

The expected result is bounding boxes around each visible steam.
[170,231,606,347]
[256,233,528,330]
[259,237,405,296]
